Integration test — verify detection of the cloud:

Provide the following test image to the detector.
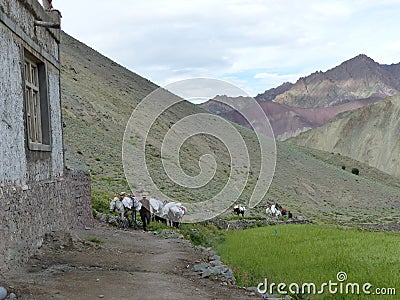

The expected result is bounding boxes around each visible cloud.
[254,72,301,86]
[56,0,400,96]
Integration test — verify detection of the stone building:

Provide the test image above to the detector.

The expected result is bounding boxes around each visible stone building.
[0,0,93,269]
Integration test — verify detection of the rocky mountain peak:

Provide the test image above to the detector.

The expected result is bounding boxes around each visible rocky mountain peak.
[256,54,399,108]
[348,53,376,63]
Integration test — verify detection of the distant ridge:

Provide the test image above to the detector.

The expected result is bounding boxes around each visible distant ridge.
[212,96,381,140]
[257,54,400,108]
[201,55,400,139]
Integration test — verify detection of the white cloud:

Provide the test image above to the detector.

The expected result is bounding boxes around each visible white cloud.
[55,0,400,96]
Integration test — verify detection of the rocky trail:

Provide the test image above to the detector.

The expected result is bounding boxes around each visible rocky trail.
[1,220,260,300]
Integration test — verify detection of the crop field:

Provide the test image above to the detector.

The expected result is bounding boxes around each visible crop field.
[217,224,399,299]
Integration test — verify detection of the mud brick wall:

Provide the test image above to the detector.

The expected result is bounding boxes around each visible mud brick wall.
[0,170,93,270]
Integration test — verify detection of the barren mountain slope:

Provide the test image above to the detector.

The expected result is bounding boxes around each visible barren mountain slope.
[60,32,158,174]
[60,32,400,224]
[291,94,400,178]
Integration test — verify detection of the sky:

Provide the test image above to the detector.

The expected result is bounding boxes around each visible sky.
[54,0,400,97]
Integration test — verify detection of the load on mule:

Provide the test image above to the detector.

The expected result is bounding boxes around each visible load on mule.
[160,202,186,228]
[149,198,164,222]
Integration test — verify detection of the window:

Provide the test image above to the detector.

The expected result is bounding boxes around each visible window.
[24,50,51,151]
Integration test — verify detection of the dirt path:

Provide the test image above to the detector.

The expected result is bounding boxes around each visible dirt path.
[3,221,259,300]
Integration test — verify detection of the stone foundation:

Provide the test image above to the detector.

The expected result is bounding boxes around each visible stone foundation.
[0,170,93,270]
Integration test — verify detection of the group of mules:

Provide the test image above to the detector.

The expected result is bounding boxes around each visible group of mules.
[109,193,186,230]
[111,194,289,229]
[265,203,291,218]
[232,203,291,218]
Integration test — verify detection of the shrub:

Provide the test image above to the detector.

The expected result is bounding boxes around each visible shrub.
[351,168,360,175]
[342,166,346,170]
[92,191,111,213]
[180,223,226,247]
[86,236,105,244]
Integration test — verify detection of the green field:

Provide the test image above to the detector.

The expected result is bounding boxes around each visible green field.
[217,224,399,299]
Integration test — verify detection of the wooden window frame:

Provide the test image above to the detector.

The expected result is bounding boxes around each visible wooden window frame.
[24,50,51,152]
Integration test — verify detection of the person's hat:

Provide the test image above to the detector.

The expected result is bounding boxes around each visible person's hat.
[119,192,127,196]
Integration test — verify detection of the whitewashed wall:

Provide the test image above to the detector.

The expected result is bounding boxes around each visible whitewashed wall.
[0,0,64,185]
[0,24,28,184]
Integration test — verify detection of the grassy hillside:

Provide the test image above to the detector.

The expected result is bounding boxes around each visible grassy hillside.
[60,32,400,225]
